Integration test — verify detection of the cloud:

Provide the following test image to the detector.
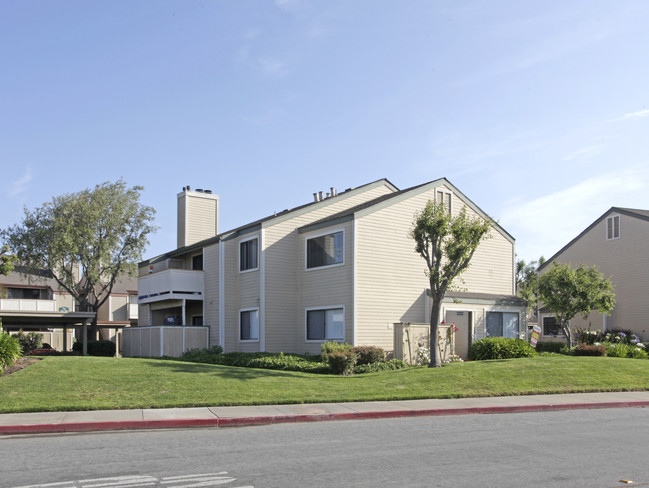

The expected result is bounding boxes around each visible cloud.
[561,144,604,162]
[257,56,288,78]
[9,168,32,196]
[622,109,649,120]
[500,167,649,260]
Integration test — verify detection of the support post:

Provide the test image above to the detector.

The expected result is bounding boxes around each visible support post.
[63,326,68,352]
[82,320,89,356]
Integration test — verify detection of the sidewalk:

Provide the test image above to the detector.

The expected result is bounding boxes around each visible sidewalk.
[2,391,649,435]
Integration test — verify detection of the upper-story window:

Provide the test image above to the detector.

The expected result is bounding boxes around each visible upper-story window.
[240,237,259,272]
[6,287,50,300]
[306,231,344,269]
[606,214,620,240]
[436,190,452,215]
[192,254,203,270]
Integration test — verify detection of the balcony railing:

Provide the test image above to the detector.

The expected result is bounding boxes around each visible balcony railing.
[138,269,204,304]
[0,298,57,312]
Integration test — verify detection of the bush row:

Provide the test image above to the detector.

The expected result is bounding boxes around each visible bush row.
[468,338,537,361]
[0,332,22,370]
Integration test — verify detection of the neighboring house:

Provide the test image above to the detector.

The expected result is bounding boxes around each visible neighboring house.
[537,207,649,341]
[134,178,526,359]
[0,266,138,352]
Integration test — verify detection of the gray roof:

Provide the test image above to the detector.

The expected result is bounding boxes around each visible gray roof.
[539,206,649,270]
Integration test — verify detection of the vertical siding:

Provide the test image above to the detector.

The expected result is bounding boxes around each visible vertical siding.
[263,183,395,353]
[544,212,649,338]
[355,185,515,351]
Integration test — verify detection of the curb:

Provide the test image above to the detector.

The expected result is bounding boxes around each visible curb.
[2,400,648,436]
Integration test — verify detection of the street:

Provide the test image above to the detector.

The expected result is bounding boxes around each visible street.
[2,408,649,487]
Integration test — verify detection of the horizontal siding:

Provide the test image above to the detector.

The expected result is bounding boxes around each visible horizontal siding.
[264,183,395,353]
[186,196,218,246]
[203,243,220,346]
[545,212,649,338]
[355,185,515,351]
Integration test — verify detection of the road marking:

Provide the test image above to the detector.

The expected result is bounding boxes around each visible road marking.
[12,473,252,488]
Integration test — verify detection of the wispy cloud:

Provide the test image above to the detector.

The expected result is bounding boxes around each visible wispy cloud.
[257,56,288,78]
[622,109,649,120]
[561,144,604,162]
[500,167,649,260]
[9,168,32,196]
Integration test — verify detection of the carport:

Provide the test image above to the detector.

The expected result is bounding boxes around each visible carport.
[0,310,96,355]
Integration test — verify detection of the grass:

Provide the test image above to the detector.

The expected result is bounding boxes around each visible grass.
[2,355,649,413]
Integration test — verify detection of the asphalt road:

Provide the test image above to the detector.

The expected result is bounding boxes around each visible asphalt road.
[2,408,649,488]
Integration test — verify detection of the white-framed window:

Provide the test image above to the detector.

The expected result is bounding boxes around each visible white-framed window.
[486,311,520,339]
[542,316,561,336]
[306,229,344,270]
[240,308,259,341]
[192,254,203,270]
[606,214,620,240]
[306,307,344,341]
[436,190,452,215]
[240,236,259,272]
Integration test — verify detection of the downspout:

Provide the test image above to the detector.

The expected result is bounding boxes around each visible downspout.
[219,240,225,348]
[260,228,266,352]
[352,218,357,346]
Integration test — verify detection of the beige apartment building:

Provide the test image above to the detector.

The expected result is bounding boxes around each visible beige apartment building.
[538,207,649,341]
[134,178,526,359]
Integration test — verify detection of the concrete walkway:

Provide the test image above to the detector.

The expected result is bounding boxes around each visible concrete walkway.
[2,391,649,435]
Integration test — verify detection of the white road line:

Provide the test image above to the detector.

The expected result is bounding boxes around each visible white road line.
[161,474,229,481]
[12,482,75,488]
[80,475,157,487]
[12,473,254,488]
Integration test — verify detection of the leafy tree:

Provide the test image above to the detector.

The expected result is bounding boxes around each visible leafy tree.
[0,245,14,276]
[1,180,157,338]
[537,262,615,346]
[515,256,545,312]
[410,200,492,367]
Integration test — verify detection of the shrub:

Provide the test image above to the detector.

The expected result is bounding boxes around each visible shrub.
[354,359,409,374]
[321,341,353,362]
[0,332,22,370]
[180,345,223,362]
[14,331,43,355]
[573,344,606,356]
[468,338,537,361]
[628,347,649,360]
[247,354,329,374]
[72,340,116,357]
[535,341,568,354]
[603,342,631,358]
[575,328,603,345]
[352,346,385,365]
[327,350,357,375]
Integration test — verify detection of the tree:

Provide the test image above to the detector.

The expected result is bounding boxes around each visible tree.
[1,180,157,338]
[515,256,545,313]
[410,200,492,367]
[0,245,14,276]
[537,262,615,346]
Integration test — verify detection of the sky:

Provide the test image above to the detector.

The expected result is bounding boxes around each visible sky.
[1,0,648,264]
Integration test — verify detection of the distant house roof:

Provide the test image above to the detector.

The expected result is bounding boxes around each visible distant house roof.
[539,206,649,271]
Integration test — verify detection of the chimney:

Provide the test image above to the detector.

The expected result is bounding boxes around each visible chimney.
[177,187,220,248]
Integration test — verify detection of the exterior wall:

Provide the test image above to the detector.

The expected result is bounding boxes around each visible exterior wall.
[297,222,354,355]
[263,183,395,353]
[543,211,649,339]
[177,190,219,248]
[109,294,129,322]
[354,184,516,352]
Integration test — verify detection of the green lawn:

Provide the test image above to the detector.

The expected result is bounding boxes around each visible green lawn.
[2,355,649,413]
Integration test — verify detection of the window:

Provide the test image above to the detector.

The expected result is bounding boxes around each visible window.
[192,315,204,326]
[7,287,46,300]
[306,231,343,269]
[192,254,203,270]
[240,309,259,341]
[306,308,344,341]
[543,316,562,336]
[486,311,519,339]
[436,190,452,215]
[606,215,620,240]
[240,238,258,271]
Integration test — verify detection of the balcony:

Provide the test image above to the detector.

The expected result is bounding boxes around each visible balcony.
[0,298,57,312]
[138,269,204,305]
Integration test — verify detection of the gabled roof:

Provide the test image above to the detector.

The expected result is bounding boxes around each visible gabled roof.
[297,177,515,244]
[539,206,649,271]
[142,178,399,265]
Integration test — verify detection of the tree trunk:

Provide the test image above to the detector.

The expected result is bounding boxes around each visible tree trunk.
[429,298,442,368]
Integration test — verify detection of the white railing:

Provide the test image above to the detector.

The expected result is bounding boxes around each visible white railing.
[138,269,204,303]
[0,298,57,312]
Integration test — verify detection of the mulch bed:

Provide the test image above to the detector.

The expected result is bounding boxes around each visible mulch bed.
[1,357,41,377]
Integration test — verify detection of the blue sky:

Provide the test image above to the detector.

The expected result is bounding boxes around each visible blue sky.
[1,0,648,263]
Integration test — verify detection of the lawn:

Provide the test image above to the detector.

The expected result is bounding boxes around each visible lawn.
[2,355,649,413]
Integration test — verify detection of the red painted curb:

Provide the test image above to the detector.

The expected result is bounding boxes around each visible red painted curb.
[1,401,648,435]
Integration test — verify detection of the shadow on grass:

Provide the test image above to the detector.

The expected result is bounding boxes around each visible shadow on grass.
[141,358,319,380]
